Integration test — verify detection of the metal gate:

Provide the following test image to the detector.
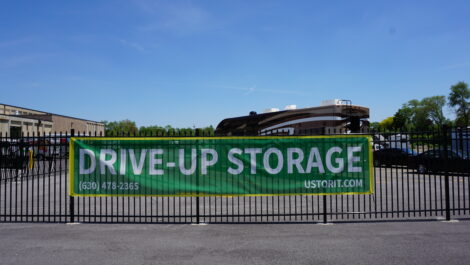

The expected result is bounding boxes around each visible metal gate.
[1,128,469,223]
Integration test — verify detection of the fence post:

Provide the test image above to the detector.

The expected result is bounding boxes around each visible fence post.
[322,127,328,224]
[195,129,201,224]
[442,126,451,221]
[69,129,75,223]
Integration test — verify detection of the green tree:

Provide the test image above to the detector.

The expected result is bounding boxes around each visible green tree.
[104,121,215,137]
[369,122,380,132]
[393,96,447,131]
[202,125,215,136]
[103,120,138,136]
[393,100,423,130]
[421,96,447,127]
[379,117,394,131]
[392,107,412,130]
[448,81,470,126]
[406,99,431,131]
[139,125,167,136]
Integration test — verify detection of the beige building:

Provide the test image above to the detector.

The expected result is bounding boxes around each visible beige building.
[0,104,104,137]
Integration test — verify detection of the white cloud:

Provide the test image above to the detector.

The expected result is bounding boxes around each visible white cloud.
[215,85,308,96]
[0,37,35,48]
[0,53,54,69]
[441,61,470,70]
[132,0,212,35]
[119,39,145,52]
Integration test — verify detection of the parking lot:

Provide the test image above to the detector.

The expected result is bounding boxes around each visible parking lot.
[0,220,469,265]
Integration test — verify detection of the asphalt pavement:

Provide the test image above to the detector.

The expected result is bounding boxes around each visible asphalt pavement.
[0,220,469,265]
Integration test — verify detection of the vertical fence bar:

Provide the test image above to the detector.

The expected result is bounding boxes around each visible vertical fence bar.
[322,127,328,224]
[442,126,451,221]
[195,130,200,224]
[69,129,75,223]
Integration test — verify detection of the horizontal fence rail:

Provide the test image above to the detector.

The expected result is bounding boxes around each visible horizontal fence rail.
[0,127,469,223]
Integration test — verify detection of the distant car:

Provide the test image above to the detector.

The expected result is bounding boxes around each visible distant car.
[373,148,417,167]
[372,134,387,150]
[28,139,59,159]
[409,149,470,174]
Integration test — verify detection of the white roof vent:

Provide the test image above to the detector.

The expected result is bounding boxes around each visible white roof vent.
[284,105,297,110]
[321,99,346,106]
[264,108,280,113]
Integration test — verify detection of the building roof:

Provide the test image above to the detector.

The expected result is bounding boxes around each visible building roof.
[215,104,369,136]
[0,103,103,124]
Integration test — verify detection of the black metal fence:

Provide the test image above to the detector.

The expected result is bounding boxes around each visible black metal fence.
[0,127,469,223]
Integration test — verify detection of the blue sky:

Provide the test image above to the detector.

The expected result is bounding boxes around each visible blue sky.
[1,0,469,128]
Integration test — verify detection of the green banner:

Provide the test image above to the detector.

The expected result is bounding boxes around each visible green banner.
[69,136,373,196]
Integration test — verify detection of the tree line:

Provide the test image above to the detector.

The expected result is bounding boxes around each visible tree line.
[371,81,470,131]
[101,120,215,136]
